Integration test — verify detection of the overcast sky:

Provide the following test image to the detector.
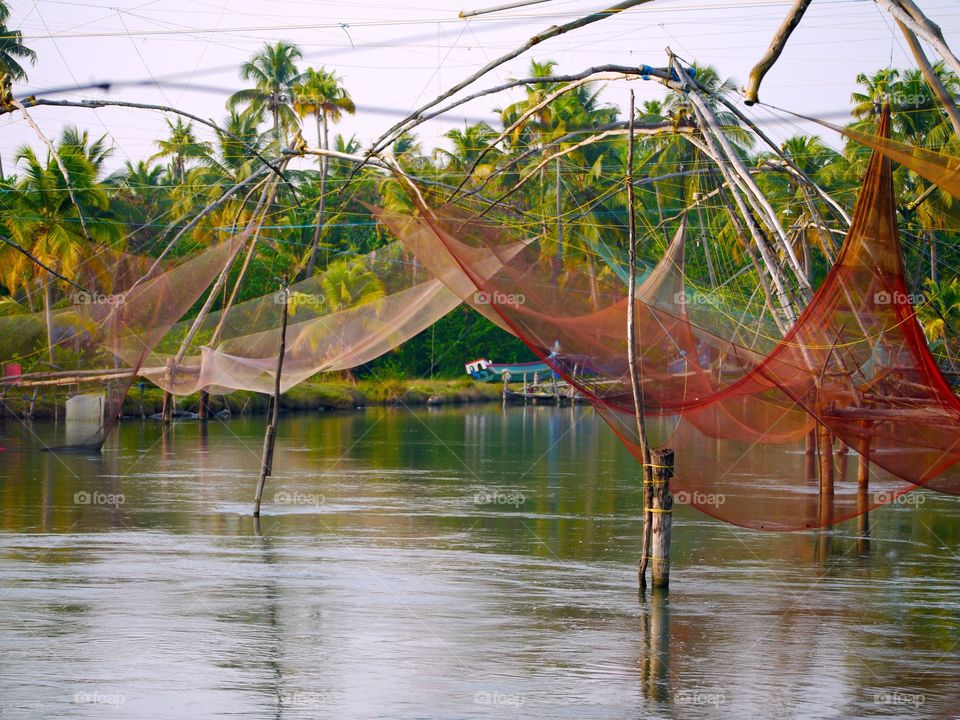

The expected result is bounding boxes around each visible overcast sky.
[2,0,959,174]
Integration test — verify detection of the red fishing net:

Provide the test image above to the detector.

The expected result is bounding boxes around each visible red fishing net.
[383,110,960,530]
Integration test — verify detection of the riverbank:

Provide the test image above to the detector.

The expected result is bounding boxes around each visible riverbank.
[0,378,504,421]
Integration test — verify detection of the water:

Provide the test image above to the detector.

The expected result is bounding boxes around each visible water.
[1,404,960,719]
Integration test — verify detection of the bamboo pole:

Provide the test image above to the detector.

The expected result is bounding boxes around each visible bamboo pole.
[358,1,658,169]
[896,19,960,138]
[684,96,798,326]
[625,91,655,589]
[253,285,290,517]
[743,0,813,105]
[678,68,809,292]
[877,0,960,80]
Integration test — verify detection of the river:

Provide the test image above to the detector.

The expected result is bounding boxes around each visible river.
[1,404,959,718]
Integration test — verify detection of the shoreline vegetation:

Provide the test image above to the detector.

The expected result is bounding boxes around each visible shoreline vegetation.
[0,378,505,421]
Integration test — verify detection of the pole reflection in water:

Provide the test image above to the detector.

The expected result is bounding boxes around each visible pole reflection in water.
[640,587,670,704]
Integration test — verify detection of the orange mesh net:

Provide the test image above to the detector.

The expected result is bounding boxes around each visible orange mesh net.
[384,110,959,530]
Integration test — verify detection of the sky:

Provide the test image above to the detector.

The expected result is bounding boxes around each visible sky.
[2,0,960,175]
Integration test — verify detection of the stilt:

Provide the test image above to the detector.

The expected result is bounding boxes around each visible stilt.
[837,439,849,481]
[649,448,675,589]
[161,358,174,425]
[817,423,834,527]
[817,424,834,494]
[198,390,209,421]
[856,424,872,551]
[805,427,817,485]
[253,286,289,517]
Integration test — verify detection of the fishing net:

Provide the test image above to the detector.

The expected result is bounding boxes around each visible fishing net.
[385,110,960,530]
[127,234,527,397]
[0,233,249,449]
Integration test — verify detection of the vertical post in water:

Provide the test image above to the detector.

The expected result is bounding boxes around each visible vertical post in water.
[625,91,656,590]
[817,422,834,527]
[253,285,289,517]
[161,357,175,425]
[650,449,674,588]
[856,421,872,549]
[198,390,209,421]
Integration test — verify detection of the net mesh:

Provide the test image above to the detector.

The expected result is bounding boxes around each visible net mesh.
[383,110,960,529]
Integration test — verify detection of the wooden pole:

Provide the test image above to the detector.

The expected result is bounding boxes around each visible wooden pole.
[649,449,675,589]
[625,91,656,589]
[856,422,872,549]
[161,358,174,425]
[198,390,209,421]
[817,423,834,527]
[743,0,813,105]
[253,285,290,517]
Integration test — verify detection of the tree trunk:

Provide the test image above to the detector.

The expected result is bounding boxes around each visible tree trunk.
[929,230,938,284]
[305,113,330,277]
[43,281,55,364]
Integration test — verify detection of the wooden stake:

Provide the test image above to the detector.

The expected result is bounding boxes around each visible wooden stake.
[253,285,290,517]
[817,423,834,527]
[198,390,209,421]
[161,358,174,425]
[649,449,675,589]
[624,91,655,589]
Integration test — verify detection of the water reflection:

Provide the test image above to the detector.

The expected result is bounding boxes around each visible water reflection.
[1,405,959,718]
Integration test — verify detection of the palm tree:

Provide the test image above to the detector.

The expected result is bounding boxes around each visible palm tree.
[292,66,356,276]
[918,277,960,368]
[227,41,302,147]
[150,118,212,184]
[1,129,121,361]
[321,258,386,312]
[0,1,36,82]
